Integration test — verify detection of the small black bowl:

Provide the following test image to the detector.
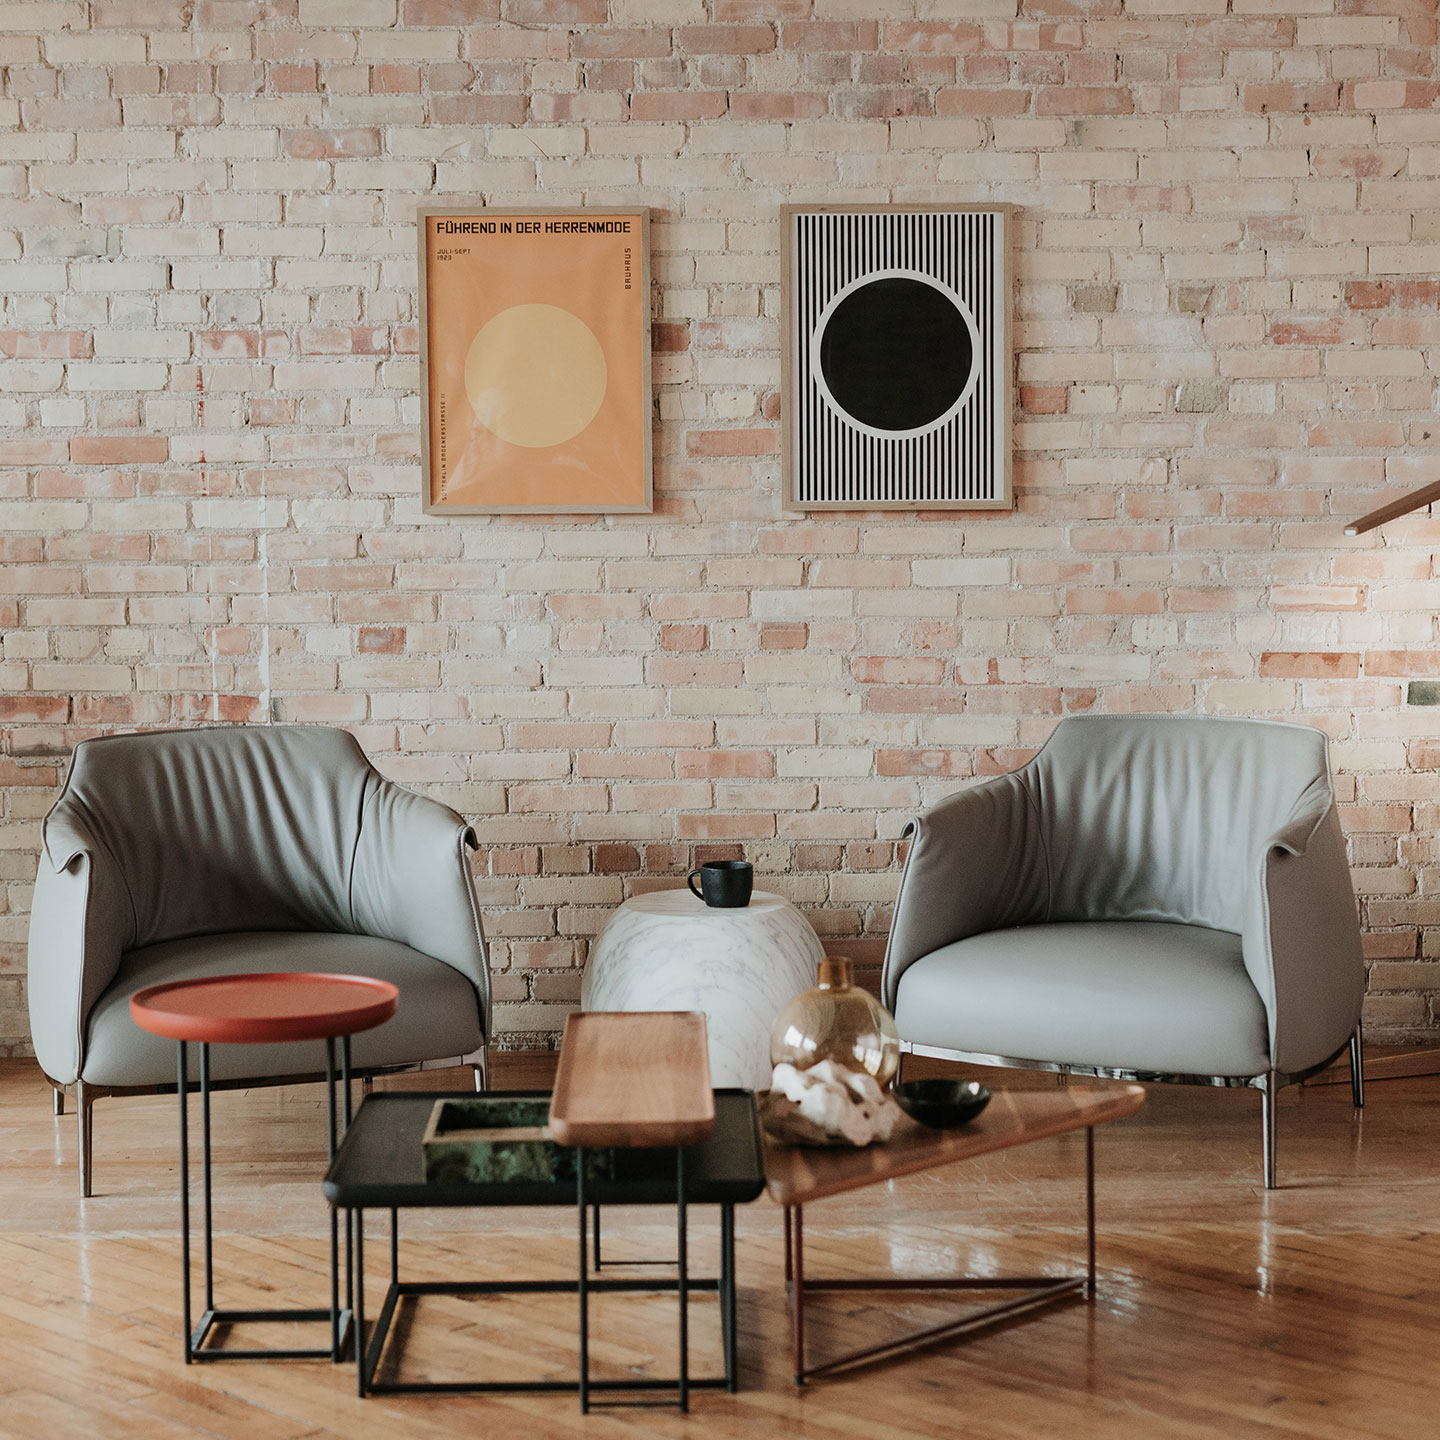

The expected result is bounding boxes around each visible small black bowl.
[893,1079,991,1130]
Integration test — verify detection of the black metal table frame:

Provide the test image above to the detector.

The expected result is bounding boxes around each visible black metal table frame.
[176,1033,354,1363]
[784,1125,1096,1383]
[346,1164,739,1409]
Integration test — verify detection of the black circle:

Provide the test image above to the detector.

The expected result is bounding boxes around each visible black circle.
[818,276,973,432]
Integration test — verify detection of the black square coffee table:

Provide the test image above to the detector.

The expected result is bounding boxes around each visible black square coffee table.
[322,1088,764,1399]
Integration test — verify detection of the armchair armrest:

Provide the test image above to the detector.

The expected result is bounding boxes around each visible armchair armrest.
[1242,780,1364,1076]
[351,778,489,1034]
[882,773,1049,1010]
[27,807,134,1085]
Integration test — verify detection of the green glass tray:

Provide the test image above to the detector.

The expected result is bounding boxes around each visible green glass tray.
[420,1096,614,1185]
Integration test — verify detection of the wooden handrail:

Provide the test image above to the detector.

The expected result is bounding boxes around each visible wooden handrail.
[1345,480,1440,536]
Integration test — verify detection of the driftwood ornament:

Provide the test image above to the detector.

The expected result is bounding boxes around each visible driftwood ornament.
[760,1059,904,1148]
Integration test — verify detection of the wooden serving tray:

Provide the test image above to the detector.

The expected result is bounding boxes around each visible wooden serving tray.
[549,1011,716,1149]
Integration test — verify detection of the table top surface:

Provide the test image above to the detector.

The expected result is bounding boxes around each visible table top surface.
[323,1090,766,1209]
[549,1011,716,1148]
[129,971,398,1045]
[611,888,793,921]
[763,1083,1147,1208]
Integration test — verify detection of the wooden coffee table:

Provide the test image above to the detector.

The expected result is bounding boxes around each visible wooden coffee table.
[763,1082,1146,1382]
[551,1010,716,1413]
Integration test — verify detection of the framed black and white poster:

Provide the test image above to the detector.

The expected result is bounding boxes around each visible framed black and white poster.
[781,203,1013,512]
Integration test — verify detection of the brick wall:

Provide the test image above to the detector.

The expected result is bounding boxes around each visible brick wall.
[1,0,1438,1055]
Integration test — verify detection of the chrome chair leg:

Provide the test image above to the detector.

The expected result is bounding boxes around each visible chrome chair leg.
[1261,1071,1278,1190]
[472,1040,490,1092]
[77,1080,94,1199]
[1349,1023,1365,1110]
[53,1086,65,1118]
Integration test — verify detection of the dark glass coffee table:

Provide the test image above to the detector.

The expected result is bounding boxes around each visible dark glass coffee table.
[323,1088,764,1399]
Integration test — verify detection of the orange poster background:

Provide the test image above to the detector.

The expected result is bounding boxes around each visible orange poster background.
[424,213,648,511]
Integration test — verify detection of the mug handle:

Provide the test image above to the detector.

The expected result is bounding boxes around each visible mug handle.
[687,867,705,900]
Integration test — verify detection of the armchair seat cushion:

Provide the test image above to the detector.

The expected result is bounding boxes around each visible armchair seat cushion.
[892,921,1270,1079]
[82,931,484,1088]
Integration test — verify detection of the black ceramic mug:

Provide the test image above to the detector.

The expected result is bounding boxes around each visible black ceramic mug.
[687,859,753,909]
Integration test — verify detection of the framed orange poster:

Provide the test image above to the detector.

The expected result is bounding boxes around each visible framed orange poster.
[418,205,652,515]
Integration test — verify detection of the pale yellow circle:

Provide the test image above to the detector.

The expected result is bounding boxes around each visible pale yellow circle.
[463,303,608,449]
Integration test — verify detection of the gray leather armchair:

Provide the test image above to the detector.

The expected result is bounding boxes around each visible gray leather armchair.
[883,715,1365,1188]
[27,725,490,1196]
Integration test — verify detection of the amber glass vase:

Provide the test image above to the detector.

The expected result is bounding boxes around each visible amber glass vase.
[769,956,901,1088]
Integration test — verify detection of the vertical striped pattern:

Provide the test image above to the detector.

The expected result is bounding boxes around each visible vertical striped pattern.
[791,209,1005,507]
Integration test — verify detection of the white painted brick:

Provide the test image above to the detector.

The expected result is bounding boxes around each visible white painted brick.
[912,559,1011,587]
[299,0,396,23]
[66,361,169,390]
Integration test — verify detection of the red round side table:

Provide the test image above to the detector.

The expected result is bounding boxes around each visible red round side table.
[130,972,398,1365]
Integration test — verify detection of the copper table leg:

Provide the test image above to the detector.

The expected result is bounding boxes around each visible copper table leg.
[789,1206,805,1383]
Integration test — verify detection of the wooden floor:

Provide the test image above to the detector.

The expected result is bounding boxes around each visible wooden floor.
[1,1053,1437,1439]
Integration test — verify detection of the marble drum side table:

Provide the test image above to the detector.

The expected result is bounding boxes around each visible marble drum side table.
[582,889,824,1090]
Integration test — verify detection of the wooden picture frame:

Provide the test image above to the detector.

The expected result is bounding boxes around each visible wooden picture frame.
[418,205,652,516]
[781,203,1014,513]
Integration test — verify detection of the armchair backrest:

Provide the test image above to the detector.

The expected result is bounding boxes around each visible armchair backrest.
[45,725,382,950]
[1023,715,1331,933]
